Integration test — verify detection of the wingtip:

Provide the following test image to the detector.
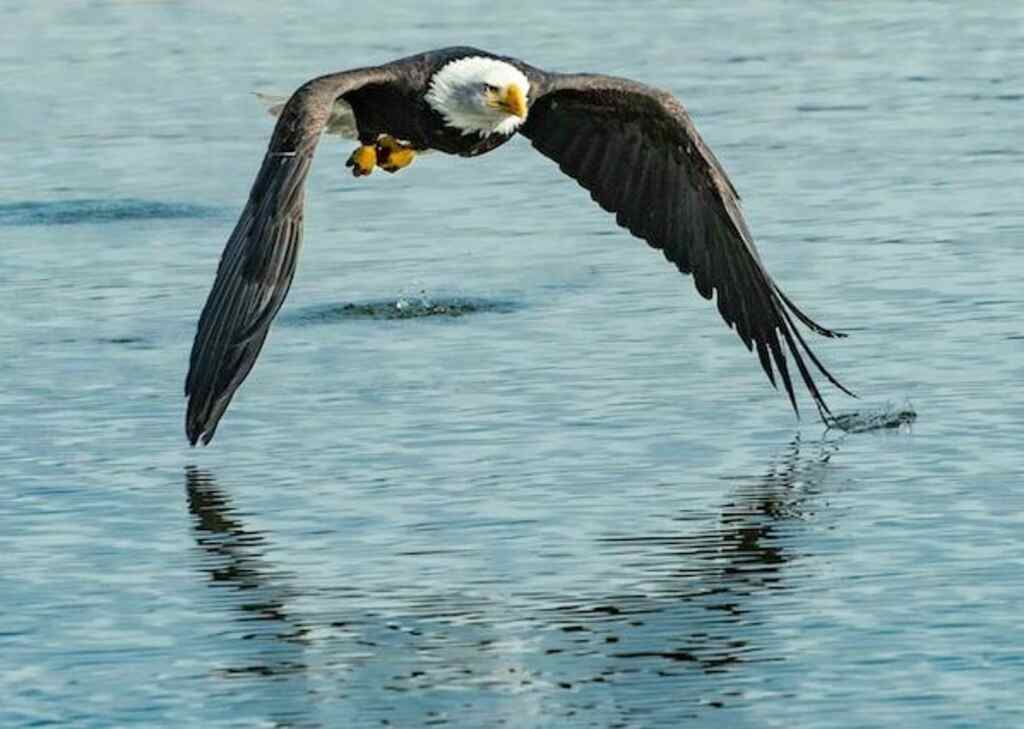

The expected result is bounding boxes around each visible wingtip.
[185,406,210,447]
[186,420,216,447]
[774,287,850,340]
[186,429,212,448]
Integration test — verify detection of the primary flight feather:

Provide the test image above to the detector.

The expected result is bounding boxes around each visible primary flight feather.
[185,47,852,446]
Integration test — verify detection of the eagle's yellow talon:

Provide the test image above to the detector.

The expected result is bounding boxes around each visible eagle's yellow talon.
[346,145,376,177]
[376,135,417,173]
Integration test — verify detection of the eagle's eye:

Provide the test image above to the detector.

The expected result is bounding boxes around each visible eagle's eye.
[484,83,500,93]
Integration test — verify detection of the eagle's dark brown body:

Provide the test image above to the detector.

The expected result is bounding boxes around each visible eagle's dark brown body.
[341,47,526,156]
[346,80,511,157]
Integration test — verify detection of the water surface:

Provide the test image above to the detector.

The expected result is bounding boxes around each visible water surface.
[3,2,1023,727]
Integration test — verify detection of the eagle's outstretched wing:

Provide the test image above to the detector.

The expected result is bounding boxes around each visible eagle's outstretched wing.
[520,72,852,417]
[185,66,396,445]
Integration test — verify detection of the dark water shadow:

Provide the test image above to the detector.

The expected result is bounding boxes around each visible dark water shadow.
[182,436,842,722]
[100,335,158,350]
[284,295,521,325]
[185,467,309,676]
[0,199,220,226]
[794,103,872,113]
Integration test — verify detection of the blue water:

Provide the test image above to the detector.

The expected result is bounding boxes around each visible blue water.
[3,2,1023,727]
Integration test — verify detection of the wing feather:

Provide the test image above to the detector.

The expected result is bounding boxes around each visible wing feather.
[521,73,852,418]
[185,66,396,445]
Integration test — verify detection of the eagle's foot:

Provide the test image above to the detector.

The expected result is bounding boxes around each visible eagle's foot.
[345,145,376,177]
[376,135,417,173]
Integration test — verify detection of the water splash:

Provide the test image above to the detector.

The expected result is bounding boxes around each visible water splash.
[288,294,520,324]
[827,402,917,433]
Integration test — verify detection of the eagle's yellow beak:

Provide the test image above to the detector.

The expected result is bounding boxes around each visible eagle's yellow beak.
[497,83,527,119]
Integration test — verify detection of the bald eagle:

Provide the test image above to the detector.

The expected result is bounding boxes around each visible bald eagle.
[185,47,852,446]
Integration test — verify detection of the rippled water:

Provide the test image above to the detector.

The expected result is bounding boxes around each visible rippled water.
[3,2,1023,727]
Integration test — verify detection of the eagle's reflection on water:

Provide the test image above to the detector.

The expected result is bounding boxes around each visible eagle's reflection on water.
[186,468,310,678]
[184,435,839,721]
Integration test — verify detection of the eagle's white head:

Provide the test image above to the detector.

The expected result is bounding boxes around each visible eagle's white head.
[425,56,530,137]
